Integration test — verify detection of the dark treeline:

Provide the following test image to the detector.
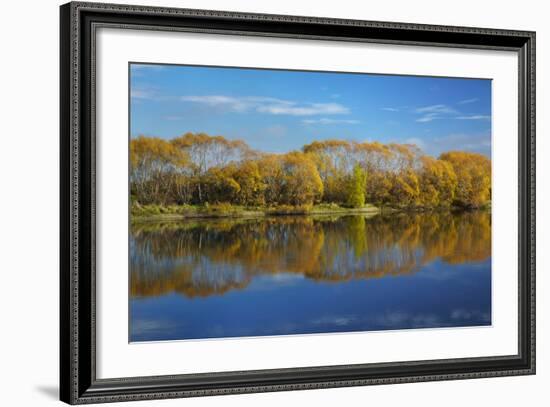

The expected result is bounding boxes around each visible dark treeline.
[130,132,491,209]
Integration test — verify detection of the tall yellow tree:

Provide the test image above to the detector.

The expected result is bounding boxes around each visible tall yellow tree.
[388,170,420,207]
[418,156,458,207]
[440,151,491,208]
[279,152,324,206]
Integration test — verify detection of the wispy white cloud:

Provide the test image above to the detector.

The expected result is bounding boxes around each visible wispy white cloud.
[458,98,479,105]
[302,118,360,125]
[130,87,159,100]
[180,95,258,112]
[416,104,458,115]
[456,115,491,120]
[382,107,399,112]
[415,102,490,123]
[179,95,350,116]
[259,102,349,116]
[415,104,461,123]
[416,113,440,123]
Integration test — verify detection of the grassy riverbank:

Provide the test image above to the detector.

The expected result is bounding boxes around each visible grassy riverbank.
[131,201,491,223]
[131,202,383,222]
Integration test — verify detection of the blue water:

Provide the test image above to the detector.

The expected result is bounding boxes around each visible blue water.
[129,211,491,341]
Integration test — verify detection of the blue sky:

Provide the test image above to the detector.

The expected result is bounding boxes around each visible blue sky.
[130,63,492,157]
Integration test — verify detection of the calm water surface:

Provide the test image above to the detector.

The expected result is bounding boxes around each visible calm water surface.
[130,211,491,341]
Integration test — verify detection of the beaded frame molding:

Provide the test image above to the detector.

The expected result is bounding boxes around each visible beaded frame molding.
[60,1,536,404]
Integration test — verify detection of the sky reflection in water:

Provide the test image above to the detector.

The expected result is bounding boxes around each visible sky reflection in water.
[130,211,491,341]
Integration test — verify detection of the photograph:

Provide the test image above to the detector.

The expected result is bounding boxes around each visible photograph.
[129,63,493,342]
[56,2,536,404]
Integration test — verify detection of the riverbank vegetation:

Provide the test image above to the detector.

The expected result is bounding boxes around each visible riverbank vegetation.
[130,133,491,218]
[131,202,381,221]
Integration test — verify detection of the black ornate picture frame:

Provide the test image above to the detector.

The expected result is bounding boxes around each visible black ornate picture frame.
[60,1,535,404]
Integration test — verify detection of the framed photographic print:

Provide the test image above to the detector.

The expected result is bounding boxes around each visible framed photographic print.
[60,1,536,404]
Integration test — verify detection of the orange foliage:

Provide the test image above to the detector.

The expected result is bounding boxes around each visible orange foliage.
[130,134,491,208]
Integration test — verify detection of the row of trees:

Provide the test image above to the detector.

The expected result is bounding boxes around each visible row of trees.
[130,132,491,209]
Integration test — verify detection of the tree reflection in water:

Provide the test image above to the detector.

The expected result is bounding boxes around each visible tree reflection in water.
[130,211,491,299]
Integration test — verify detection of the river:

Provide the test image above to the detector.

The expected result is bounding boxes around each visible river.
[130,210,491,341]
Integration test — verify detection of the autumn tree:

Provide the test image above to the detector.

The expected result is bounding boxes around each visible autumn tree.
[440,151,491,208]
[171,132,250,203]
[388,170,420,207]
[257,154,284,205]
[233,161,266,206]
[278,152,324,206]
[171,132,251,171]
[202,166,241,203]
[130,136,187,204]
[303,141,424,207]
[354,142,393,173]
[386,143,422,173]
[366,172,392,206]
[303,140,354,203]
[418,156,458,207]
[129,133,490,211]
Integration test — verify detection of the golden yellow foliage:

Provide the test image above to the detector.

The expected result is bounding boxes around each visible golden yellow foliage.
[440,151,491,208]
[130,133,491,209]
